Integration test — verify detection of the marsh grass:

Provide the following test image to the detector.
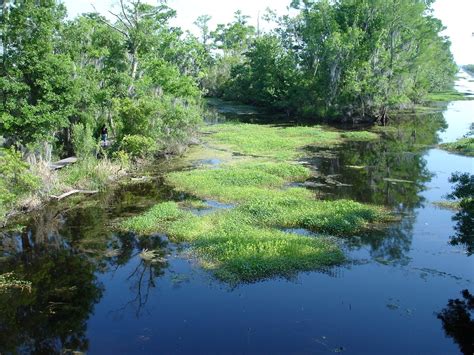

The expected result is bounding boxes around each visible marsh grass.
[57,158,125,192]
[120,203,344,282]
[167,161,311,202]
[440,138,474,157]
[340,131,379,141]
[120,123,392,283]
[205,123,344,160]
[424,91,472,102]
[432,201,461,210]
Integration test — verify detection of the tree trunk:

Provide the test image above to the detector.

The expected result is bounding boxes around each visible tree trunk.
[128,47,138,94]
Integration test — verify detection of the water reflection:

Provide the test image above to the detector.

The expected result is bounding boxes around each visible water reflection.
[307,111,447,209]
[107,233,169,318]
[302,111,449,264]
[0,98,471,353]
[446,173,474,256]
[0,250,103,353]
[437,289,474,355]
[344,214,415,265]
[0,185,172,353]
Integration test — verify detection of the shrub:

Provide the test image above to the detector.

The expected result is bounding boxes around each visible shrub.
[121,135,157,159]
[0,148,40,205]
[112,150,131,170]
[157,97,202,145]
[71,123,98,158]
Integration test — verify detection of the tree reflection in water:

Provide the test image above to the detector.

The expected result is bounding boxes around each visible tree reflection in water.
[0,199,169,353]
[446,173,474,256]
[306,112,448,264]
[108,233,169,318]
[0,250,103,353]
[437,289,474,355]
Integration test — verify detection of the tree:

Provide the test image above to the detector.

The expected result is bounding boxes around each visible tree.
[194,14,212,47]
[227,34,299,111]
[94,0,176,94]
[223,0,457,123]
[0,0,79,147]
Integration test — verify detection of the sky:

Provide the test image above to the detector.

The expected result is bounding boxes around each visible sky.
[63,0,474,65]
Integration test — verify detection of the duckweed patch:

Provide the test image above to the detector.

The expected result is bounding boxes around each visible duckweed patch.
[340,131,379,141]
[205,123,345,160]
[120,123,392,283]
[120,202,344,282]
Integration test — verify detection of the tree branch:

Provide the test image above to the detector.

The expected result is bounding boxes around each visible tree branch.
[120,0,134,27]
[108,10,131,31]
[91,5,129,39]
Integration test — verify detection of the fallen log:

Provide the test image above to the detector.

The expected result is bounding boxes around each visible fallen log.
[49,157,78,171]
[51,190,98,201]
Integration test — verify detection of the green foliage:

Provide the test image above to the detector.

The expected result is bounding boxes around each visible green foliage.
[112,150,131,170]
[225,35,300,110]
[0,0,78,145]
[157,97,202,145]
[440,138,474,157]
[0,0,204,162]
[113,97,160,138]
[144,58,201,100]
[121,135,157,159]
[217,0,457,122]
[114,96,202,149]
[211,10,256,55]
[58,158,120,191]
[71,123,97,159]
[0,148,40,219]
[201,55,242,97]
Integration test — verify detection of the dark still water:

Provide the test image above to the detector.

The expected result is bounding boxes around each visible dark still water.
[1,100,473,354]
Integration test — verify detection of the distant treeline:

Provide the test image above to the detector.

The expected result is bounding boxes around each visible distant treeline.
[203,0,458,123]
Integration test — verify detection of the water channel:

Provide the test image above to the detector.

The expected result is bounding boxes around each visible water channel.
[0,72,473,354]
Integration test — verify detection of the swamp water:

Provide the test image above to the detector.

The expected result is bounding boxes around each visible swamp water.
[1,90,473,354]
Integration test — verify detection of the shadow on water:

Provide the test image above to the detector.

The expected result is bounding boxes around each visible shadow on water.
[437,289,474,355]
